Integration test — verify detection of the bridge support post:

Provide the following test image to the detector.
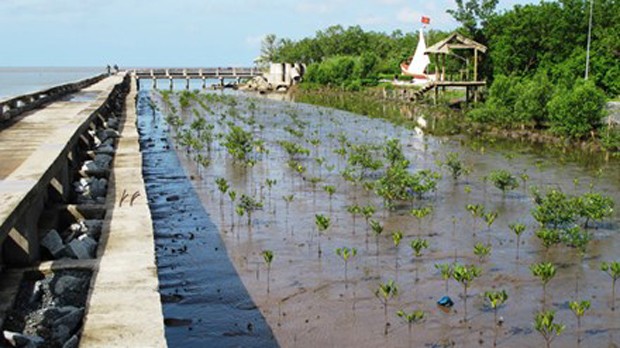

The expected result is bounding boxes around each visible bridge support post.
[202,77,206,89]
[169,78,173,90]
[186,78,190,90]
[136,78,141,91]
[219,77,224,87]
[153,79,157,90]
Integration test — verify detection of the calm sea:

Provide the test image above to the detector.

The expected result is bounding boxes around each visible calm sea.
[0,67,105,100]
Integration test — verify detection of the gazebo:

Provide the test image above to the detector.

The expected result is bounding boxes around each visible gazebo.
[414,32,488,103]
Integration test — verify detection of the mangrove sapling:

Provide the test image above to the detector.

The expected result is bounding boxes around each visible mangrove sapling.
[600,261,620,311]
[569,300,590,344]
[577,192,614,229]
[442,152,470,181]
[369,219,384,255]
[228,190,237,232]
[562,226,591,255]
[452,263,482,322]
[483,211,498,231]
[488,169,519,196]
[520,172,530,193]
[410,206,433,233]
[392,231,403,275]
[262,250,274,294]
[534,310,565,348]
[435,263,453,294]
[362,205,376,239]
[396,309,425,346]
[410,238,429,282]
[509,222,526,260]
[235,206,245,228]
[323,185,336,212]
[215,177,230,208]
[375,280,399,335]
[535,228,562,252]
[238,194,263,227]
[530,262,557,307]
[282,194,295,233]
[347,204,362,234]
[484,290,508,347]
[265,179,277,210]
[473,242,492,263]
[315,214,331,258]
[336,247,357,289]
[466,204,485,235]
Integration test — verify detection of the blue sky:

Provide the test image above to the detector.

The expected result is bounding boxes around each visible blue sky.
[0,0,536,67]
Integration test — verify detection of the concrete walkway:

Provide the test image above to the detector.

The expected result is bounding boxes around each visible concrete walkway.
[80,81,166,347]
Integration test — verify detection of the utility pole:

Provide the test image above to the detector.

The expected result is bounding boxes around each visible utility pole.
[585,0,594,80]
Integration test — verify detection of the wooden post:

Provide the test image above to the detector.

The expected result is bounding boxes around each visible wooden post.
[474,49,478,82]
[169,78,173,90]
[153,78,157,90]
[434,85,438,105]
[434,55,439,81]
[202,77,206,89]
[136,78,140,91]
[441,55,446,82]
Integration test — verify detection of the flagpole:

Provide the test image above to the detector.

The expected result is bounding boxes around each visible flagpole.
[585,0,594,80]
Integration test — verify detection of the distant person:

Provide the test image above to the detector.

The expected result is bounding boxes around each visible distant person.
[113,64,119,74]
[106,65,111,75]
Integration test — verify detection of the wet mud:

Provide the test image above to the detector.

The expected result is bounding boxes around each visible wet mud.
[145,88,620,347]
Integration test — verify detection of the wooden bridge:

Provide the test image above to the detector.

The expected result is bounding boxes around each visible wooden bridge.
[132,67,261,89]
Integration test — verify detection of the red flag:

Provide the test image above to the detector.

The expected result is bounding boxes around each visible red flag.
[421,16,430,24]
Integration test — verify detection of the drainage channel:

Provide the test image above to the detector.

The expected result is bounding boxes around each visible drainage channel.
[136,90,277,347]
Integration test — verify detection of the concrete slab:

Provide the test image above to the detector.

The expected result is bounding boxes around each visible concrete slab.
[80,81,166,347]
[0,76,124,248]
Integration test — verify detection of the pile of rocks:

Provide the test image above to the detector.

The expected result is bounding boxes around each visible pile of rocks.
[73,116,120,204]
[2,271,90,348]
[40,220,102,260]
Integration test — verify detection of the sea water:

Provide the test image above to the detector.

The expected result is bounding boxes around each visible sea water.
[0,67,105,100]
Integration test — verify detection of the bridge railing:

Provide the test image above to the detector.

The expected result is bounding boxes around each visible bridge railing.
[133,67,261,78]
[0,74,107,123]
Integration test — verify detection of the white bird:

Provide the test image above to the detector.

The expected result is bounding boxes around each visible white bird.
[416,115,428,129]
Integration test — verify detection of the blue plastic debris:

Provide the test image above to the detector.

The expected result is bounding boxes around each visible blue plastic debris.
[437,296,454,308]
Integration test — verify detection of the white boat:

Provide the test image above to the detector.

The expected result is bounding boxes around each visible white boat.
[400,28,435,85]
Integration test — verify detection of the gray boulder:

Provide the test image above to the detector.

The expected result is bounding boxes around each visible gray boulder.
[41,230,65,259]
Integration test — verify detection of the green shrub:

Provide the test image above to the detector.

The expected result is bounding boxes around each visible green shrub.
[547,80,607,138]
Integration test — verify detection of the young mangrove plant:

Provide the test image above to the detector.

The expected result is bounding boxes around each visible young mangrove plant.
[578,192,614,228]
[473,242,492,263]
[282,194,295,232]
[336,247,357,289]
[375,280,399,335]
[369,219,384,254]
[265,178,277,209]
[534,310,565,348]
[392,230,403,275]
[530,262,557,307]
[485,289,508,347]
[509,222,526,260]
[410,206,433,232]
[315,214,331,258]
[410,238,429,258]
[347,204,362,233]
[442,152,470,181]
[215,177,230,207]
[535,228,562,252]
[435,263,453,294]
[238,194,263,227]
[396,309,425,344]
[323,185,336,211]
[601,261,620,311]
[228,190,237,230]
[483,211,498,231]
[488,169,519,196]
[466,204,485,234]
[262,250,274,294]
[362,205,376,235]
[452,263,482,322]
[569,300,590,345]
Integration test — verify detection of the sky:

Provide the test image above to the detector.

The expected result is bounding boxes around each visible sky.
[0,0,536,67]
